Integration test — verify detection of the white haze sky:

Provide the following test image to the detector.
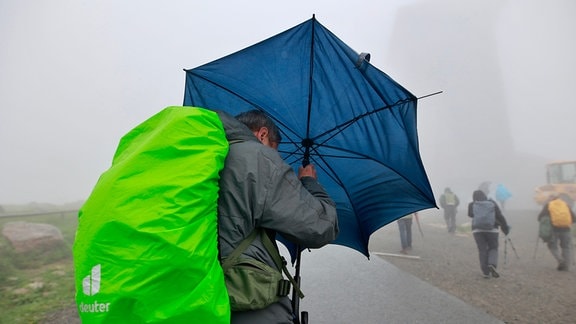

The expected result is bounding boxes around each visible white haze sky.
[1,0,575,204]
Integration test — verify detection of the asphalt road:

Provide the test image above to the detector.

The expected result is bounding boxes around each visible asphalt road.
[290,245,503,324]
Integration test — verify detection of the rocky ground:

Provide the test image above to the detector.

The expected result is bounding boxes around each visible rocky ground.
[369,208,576,324]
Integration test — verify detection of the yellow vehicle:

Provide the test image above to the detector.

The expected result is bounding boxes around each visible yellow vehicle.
[534,160,576,207]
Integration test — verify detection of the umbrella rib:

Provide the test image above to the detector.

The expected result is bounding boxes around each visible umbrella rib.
[313,98,415,143]
[187,71,308,150]
[307,150,355,206]
[307,151,372,253]
[186,69,257,106]
[279,137,308,165]
[317,143,434,203]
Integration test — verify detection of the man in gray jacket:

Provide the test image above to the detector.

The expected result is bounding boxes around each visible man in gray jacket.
[216,110,339,323]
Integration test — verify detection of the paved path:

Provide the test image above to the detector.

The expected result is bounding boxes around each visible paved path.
[291,245,503,324]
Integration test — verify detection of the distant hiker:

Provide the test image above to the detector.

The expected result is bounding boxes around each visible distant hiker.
[439,187,460,233]
[218,110,339,323]
[537,194,575,271]
[397,213,416,254]
[495,184,512,210]
[468,190,510,279]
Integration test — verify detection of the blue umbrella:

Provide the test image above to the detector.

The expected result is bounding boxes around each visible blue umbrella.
[183,15,436,259]
[184,16,436,322]
[184,15,436,259]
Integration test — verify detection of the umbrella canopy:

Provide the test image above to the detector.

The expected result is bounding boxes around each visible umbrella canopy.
[183,16,436,258]
[479,181,492,197]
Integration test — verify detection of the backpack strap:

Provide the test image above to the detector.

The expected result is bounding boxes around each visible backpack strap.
[221,230,259,269]
[259,229,304,299]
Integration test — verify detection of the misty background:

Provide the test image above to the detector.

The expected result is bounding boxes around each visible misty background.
[1,0,574,210]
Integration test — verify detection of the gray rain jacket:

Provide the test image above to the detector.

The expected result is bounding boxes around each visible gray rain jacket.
[216,111,339,323]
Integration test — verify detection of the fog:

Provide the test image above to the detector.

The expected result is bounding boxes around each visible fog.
[1,0,574,207]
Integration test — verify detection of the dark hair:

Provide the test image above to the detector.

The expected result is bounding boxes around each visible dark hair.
[472,190,487,201]
[235,110,282,143]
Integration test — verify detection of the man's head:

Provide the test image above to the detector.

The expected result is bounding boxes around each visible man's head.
[235,110,282,149]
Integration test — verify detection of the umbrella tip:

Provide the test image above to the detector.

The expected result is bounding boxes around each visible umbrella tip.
[355,52,371,68]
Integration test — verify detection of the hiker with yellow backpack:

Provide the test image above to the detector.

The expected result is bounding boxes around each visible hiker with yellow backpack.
[537,194,575,271]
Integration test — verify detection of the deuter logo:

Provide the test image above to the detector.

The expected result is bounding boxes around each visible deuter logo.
[83,264,101,296]
[78,264,111,314]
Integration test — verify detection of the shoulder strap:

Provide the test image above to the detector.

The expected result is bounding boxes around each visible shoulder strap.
[221,230,259,269]
[259,230,304,298]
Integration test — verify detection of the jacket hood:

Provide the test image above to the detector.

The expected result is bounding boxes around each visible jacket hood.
[473,190,487,201]
[216,110,259,143]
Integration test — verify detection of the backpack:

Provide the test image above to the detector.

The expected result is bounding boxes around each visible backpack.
[444,193,456,205]
[538,216,553,242]
[548,199,572,228]
[73,107,231,323]
[472,200,496,230]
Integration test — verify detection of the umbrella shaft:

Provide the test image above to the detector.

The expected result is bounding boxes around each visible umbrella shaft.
[302,139,312,166]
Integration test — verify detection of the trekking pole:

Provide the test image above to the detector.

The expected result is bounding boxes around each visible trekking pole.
[414,212,424,239]
[572,241,576,266]
[569,226,576,265]
[506,236,520,259]
[504,235,508,265]
[532,233,540,260]
[291,245,304,324]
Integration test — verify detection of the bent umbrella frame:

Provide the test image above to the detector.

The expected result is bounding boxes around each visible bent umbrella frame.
[183,15,437,322]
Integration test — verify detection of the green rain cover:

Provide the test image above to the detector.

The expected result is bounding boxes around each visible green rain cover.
[73,106,231,323]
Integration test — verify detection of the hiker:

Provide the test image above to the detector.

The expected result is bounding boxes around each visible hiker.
[468,190,510,278]
[537,194,575,271]
[397,213,416,254]
[216,109,339,323]
[439,187,460,233]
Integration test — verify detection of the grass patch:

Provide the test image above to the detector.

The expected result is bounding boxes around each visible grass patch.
[0,212,78,323]
[0,237,17,284]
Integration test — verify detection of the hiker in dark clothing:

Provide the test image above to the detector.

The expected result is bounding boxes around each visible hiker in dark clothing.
[468,190,510,278]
